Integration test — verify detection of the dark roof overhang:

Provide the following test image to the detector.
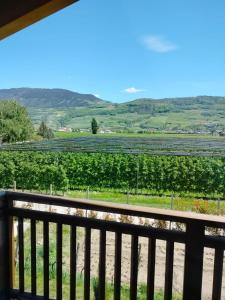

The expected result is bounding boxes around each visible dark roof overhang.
[0,0,79,40]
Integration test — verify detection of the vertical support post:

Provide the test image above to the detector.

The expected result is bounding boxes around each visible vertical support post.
[217,198,220,213]
[87,186,89,200]
[170,195,174,210]
[114,232,122,300]
[84,228,91,300]
[99,230,106,300]
[130,235,138,300]
[0,192,13,299]
[13,181,16,192]
[50,184,53,195]
[136,158,139,195]
[183,222,204,300]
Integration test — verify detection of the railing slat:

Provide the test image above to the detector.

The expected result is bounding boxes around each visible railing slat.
[164,241,174,300]
[57,223,63,300]
[43,221,49,299]
[31,219,36,296]
[147,238,156,300]
[212,248,224,300]
[84,227,91,300]
[183,223,204,300]
[99,230,106,300]
[130,235,139,300]
[114,232,122,300]
[18,217,24,293]
[70,226,77,300]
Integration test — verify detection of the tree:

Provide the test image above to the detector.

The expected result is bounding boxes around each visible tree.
[38,121,54,139]
[91,118,99,134]
[46,128,54,139]
[0,100,33,143]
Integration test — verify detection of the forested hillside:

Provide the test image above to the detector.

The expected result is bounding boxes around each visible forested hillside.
[1,88,225,132]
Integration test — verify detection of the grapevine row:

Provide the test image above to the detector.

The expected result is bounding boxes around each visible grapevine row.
[0,151,224,196]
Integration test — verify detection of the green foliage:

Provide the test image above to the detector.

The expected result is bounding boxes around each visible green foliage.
[92,277,100,300]
[91,118,99,134]
[38,121,54,139]
[1,151,225,198]
[0,100,33,143]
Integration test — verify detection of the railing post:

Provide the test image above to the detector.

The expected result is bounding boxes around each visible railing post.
[183,221,204,300]
[0,192,13,300]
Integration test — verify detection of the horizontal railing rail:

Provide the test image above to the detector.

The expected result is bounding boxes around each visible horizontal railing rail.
[6,191,225,228]
[0,191,225,300]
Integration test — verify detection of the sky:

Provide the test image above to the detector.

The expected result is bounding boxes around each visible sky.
[1,0,225,102]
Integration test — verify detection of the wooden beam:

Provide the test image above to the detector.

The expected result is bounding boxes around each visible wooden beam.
[0,0,79,40]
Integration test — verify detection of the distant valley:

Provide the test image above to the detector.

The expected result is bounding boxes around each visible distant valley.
[0,88,225,133]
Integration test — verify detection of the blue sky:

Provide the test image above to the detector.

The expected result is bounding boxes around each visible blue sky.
[1,0,225,102]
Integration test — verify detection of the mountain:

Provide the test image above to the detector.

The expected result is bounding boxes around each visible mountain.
[1,88,225,132]
[0,88,107,108]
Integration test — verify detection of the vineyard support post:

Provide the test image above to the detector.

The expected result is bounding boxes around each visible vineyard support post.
[136,158,139,195]
[13,181,16,192]
[170,195,174,209]
[50,184,53,195]
[87,186,89,200]
[217,198,220,213]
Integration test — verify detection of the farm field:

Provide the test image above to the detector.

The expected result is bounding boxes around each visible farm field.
[2,134,225,156]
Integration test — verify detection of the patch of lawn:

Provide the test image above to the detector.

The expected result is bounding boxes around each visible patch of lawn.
[66,190,225,215]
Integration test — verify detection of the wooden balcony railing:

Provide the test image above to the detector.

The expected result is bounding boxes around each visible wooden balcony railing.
[0,191,225,299]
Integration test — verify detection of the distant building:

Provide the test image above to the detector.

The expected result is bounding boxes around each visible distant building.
[99,129,113,134]
[58,127,73,132]
[79,129,90,133]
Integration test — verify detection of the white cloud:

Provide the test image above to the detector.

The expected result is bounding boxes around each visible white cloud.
[124,87,144,94]
[142,35,177,53]
[94,94,100,98]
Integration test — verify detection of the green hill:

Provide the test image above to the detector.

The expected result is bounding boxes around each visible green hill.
[0,88,225,132]
[0,88,107,108]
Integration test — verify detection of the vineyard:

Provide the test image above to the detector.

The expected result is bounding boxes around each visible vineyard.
[0,151,225,198]
[2,135,225,156]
